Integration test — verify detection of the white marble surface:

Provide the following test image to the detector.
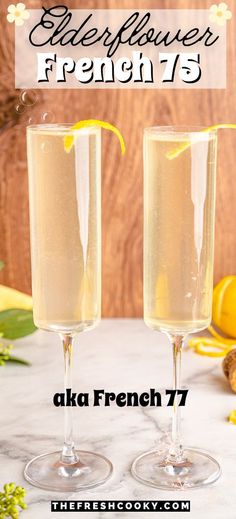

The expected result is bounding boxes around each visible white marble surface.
[1,319,235,519]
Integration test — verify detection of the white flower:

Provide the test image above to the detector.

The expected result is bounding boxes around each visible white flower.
[209,3,232,25]
[7,3,30,26]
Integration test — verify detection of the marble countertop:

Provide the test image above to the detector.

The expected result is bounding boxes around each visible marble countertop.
[1,319,235,519]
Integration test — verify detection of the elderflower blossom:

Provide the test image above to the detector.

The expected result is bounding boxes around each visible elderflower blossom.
[209,3,232,26]
[7,3,30,26]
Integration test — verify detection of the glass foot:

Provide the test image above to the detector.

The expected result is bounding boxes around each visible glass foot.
[24,450,113,491]
[131,448,221,489]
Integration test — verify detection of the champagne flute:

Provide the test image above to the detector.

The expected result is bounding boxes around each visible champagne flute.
[131,126,221,489]
[24,124,112,491]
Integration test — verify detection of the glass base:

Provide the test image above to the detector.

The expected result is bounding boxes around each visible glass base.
[24,450,113,491]
[131,448,221,490]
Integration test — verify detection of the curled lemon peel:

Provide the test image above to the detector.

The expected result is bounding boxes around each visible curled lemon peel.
[166,124,236,160]
[64,119,126,155]
[188,337,227,349]
[208,324,236,346]
[195,343,231,358]
[188,336,233,357]
[228,410,236,425]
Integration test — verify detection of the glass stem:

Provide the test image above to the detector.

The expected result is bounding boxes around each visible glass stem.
[168,334,185,461]
[61,334,78,465]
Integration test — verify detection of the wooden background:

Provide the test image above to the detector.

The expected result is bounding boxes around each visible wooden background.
[0,0,236,317]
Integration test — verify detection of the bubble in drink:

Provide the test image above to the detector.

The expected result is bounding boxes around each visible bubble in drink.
[41,111,54,123]
[15,104,25,114]
[20,90,37,106]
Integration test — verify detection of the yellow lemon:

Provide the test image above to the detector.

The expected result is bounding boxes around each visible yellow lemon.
[228,410,236,425]
[64,119,126,155]
[188,276,236,356]
[212,276,236,339]
[0,285,32,311]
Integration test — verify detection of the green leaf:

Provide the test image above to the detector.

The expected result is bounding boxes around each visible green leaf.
[6,356,31,366]
[0,260,4,271]
[0,309,36,339]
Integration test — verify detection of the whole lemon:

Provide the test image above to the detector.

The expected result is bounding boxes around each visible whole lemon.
[212,276,236,339]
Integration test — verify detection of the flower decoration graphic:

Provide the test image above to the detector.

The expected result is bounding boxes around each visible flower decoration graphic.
[7,3,30,26]
[209,2,232,25]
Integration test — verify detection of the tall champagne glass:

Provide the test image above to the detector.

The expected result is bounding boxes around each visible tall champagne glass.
[131,126,221,489]
[24,124,112,491]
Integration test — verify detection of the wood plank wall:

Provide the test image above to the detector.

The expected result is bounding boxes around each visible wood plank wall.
[0,0,235,316]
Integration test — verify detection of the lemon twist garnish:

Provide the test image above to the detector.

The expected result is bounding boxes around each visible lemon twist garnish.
[166,124,236,160]
[64,119,126,155]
